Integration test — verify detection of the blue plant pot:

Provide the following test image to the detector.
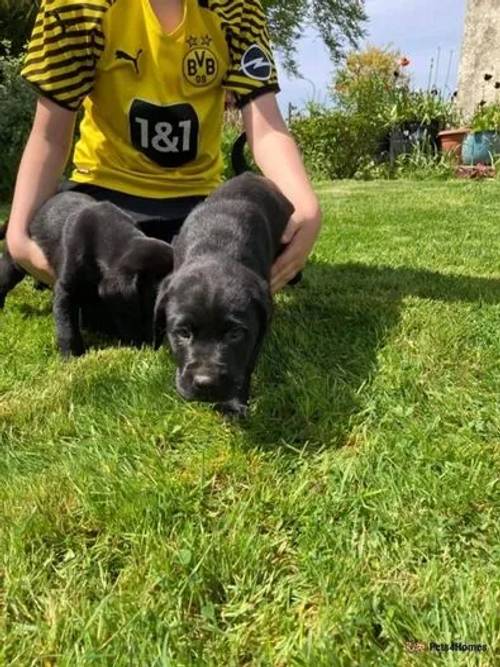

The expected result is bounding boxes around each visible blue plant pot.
[462,131,500,165]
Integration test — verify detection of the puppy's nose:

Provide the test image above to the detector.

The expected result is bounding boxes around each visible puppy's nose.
[193,372,227,395]
[192,373,218,391]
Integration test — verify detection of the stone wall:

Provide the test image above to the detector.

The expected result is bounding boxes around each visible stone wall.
[457,0,500,120]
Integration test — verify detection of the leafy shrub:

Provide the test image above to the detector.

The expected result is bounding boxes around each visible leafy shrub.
[333,46,409,124]
[395,146,456,180]
[333,46,461,151]
[470,102,500,133]
[386,88,462,131]
[290,104,384,180]
[354,139,456,181]
[289,100,458,183]
[0,42,35,198]
[0,1,38,56]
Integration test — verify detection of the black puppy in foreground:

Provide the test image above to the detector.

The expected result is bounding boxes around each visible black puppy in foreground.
[154,172,294,417]
[0,192,173,356]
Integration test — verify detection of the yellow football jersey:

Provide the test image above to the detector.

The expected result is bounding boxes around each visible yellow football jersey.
[22,0,280,199]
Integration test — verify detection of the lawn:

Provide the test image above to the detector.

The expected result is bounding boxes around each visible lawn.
[1,180,499,665]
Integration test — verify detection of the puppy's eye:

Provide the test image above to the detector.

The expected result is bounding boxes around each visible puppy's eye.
[226,327,245,341]
[176,326,192,341]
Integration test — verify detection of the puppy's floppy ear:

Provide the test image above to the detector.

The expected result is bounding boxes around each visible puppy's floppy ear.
[153,277,171,350]
[251,275,273,331]
[238,275,273,407]
[98,270,144,343]
[257,176,295,243]
[119,238,174,278]
[273,186,295,223]
[246,174,295,223]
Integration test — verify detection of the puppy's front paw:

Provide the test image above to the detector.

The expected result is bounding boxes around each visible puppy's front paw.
[58,336,85,358]
[217,398,249,419]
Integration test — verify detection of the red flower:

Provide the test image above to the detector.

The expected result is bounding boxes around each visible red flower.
[399,56,411,67]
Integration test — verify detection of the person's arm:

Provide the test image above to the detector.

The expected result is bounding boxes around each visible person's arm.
[242,93,321,293]
[6,0,103,284]
[6,98,76,284]
[219,0,321,292]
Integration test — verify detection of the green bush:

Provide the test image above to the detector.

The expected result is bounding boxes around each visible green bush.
[385,88,461,131]
[221,123,241,181]
[290,104,383,180]
[334,46,408,124]
[354,143,456,181]
[470,102,500,133]
[0,1,38,56]
[0,43,35,198]
[334,47,461,134]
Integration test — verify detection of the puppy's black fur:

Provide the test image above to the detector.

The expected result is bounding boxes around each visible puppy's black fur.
[154,172,294,416]
[0,192,173,356]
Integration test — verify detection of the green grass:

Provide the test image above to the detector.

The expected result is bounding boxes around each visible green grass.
[1,180,499,665]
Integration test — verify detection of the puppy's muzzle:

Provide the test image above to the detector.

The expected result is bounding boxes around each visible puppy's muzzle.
[179,364,233,402]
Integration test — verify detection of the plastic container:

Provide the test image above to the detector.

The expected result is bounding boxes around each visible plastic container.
[462,131,500,165]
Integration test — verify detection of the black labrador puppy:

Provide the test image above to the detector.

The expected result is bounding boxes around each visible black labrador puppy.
[153,172,294,416]
[0,192,173,356]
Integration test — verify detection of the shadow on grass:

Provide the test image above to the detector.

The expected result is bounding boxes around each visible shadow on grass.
[242,261,500,449]
[4,261,498,452]
[16,301,53,317]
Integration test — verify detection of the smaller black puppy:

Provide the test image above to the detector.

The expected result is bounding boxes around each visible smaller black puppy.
[0,192,173,356]
[154,172,294,416]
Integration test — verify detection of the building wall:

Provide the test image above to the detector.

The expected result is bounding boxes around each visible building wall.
[457,0,500,120]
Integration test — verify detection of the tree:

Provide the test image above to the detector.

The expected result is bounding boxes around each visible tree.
[333,46,408,117]
[263,0,367,73]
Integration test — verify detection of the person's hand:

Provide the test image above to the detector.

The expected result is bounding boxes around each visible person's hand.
[271,211,321,294]
[6,232,55,286]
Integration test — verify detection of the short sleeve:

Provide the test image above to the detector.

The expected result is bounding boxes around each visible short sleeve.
[222,0,280,108]
[21,0,109,111]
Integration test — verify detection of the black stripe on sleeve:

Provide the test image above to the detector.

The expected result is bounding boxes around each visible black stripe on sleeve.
[27,27,105,51]
[239,15,269,35]
[236,84,280,108]
[24,38,104,66]
[207,2,242,22]
[48,2,111,15]
[224,79,258,92]
[43,73,96,98]
[45,14,104,31]
[23,52,98,78]
[25,63,97,88]
[22,77,81,111]
[22,69,96,106]
[211,1,267,27]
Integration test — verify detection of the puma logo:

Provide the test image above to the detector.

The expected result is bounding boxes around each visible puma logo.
[115,49,143,75]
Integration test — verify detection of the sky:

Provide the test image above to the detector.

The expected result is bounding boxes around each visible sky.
[276,0,467,115]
